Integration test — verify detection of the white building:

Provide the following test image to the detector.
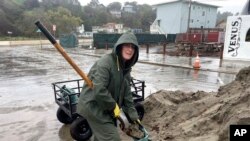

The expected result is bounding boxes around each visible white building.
[150,0,219,34]
[241,0,250,15]
[110,10,122,18]
[92,23,125,33]
[122,5,136,13]
[77,24,85,34]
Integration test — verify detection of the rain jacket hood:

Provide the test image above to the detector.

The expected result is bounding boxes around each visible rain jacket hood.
[113,33,139,71]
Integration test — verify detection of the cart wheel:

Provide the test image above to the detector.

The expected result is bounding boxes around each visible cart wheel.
[135,103,144,121]
[56,107,73,124]
[70,117,92,141]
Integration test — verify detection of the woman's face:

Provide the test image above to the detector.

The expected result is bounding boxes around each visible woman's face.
[121,43,135,61]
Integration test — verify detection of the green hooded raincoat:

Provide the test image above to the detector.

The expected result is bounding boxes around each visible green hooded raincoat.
[77,33,139,141]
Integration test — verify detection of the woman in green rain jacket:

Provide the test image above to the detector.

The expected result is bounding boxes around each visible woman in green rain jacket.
[77,33,140,141]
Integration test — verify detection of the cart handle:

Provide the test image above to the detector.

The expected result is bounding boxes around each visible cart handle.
[35,20,93,88]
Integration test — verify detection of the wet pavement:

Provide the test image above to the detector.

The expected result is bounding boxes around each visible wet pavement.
[67,46,249,93]
[0,45,249,141]
[77,46,249,74]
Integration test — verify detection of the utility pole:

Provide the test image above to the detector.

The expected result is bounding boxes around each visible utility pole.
[186,0,192,45]
[187,0,193,56]
[7,31,13,47]
[187,0,192,33]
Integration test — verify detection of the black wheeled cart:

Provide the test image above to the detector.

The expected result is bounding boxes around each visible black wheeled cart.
[52,78,146,141]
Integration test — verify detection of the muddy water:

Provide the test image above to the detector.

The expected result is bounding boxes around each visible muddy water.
[0,46,235,140]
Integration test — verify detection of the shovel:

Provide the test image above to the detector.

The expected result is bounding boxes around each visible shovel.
[34,21,93,88]
[117,110,150,141]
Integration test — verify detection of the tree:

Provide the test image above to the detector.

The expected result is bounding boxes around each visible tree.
[137,4,156,31]
[121,12,140,28]
[17,7,82,37]
[0,9,17,36]
[0,0,157,37]
[88,0,100,8]
[0,0,24,36]
[234,12,240,16]
[46,7,83,35]
[120,3,155,31]
[217,11,233,24]
[16,8,49,37]
[24,0,40,10]
[82,5,112,31]
[107,2,122,11]
[124,1,138,12]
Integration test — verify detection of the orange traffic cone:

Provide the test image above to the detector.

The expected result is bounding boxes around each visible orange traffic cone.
[193,53,201,69]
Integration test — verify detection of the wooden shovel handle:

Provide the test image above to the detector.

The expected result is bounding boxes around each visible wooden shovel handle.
[35,21,93,88]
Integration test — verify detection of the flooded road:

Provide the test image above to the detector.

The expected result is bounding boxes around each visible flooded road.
[0,45,236,140]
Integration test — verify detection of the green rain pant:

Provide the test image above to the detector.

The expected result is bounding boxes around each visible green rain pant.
[81,104,121,141]
[87,118,120,141]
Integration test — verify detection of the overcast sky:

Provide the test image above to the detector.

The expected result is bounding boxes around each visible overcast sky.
[78,0,248,14]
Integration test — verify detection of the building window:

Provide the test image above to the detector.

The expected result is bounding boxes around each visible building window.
[193,6,195,10]
[246,28,250,42]
[207,20,210,23]
[202,11,205,16]
[191,19,193,23]
[157,20,161,26]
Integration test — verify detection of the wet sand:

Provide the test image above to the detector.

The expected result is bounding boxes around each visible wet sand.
[142,66,250,141]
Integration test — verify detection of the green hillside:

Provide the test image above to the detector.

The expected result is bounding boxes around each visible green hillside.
[13,0,26,5]
[0,0,156,38]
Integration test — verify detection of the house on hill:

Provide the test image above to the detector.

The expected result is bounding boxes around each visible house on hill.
[122,4,136,13]
[216,19,227,30]
[109,4,135,18]
[92,23,124,33]
[109,10,122,18]
[150,0,219,35]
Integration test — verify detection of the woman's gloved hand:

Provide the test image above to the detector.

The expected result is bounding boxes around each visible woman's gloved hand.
[113,103,120,118]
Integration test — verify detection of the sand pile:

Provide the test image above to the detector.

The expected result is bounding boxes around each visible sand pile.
[142,66,250,141]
